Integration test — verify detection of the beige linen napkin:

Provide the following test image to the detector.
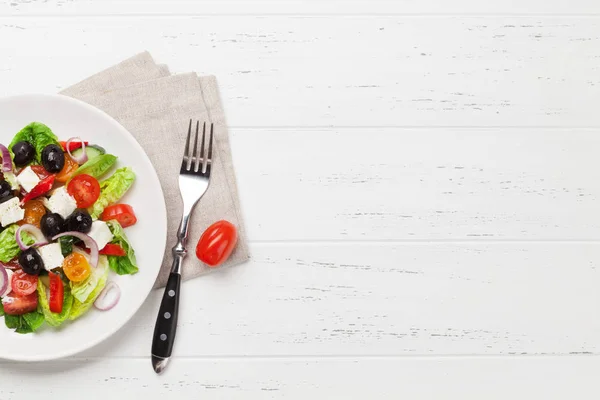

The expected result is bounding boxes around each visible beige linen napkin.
[60,52,249,288]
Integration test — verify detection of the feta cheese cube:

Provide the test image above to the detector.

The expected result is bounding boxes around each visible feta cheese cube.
[38,243,64,271]
[46,187,77,219]
[17,166,41,192]
[0,197,24,227]
[88,221,114,251]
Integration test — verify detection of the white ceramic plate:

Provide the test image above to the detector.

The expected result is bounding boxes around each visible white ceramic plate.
[0,94,167,361]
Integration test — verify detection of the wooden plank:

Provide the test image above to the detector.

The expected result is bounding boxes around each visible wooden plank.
[233,128,600,240]
[2,0,600,16]
[0,356,598,399]
[65,243,600,358]
[0,17,599,127]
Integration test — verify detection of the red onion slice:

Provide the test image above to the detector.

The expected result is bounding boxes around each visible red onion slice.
[16,224,48,251]
[0,144,12,172]
[0,266,7,297]
[1,270,13,297]
[66,137,87,165]
[52,231,98,268]
[94,281,120,311]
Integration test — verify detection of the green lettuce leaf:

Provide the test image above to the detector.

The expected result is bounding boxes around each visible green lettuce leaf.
[89,167,135,219]
[71,154,117,180]
[21,312,45,333]
[4,314,20,329]
[3,172,19,190]
[69,256,109,321]
[106,220,138,275]
[0,301,4,317]
[70,255,109,303]
[8,122,60,163]
[5,311,45,334]
[37,278,74,327]
[0,224,34,263]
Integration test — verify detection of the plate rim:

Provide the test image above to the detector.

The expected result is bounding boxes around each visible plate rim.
[0,93,168,362]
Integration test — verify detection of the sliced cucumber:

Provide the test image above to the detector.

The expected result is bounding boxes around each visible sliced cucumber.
[71,144,106,161]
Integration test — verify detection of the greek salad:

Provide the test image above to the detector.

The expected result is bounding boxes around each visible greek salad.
[0,122,138,334]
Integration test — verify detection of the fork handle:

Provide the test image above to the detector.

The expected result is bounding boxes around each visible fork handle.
[151,271,181,372]
[151,210,192,374]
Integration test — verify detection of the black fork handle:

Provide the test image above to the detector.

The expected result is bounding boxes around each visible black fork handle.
[151,272,181,372]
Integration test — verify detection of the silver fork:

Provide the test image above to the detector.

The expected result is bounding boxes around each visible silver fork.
[152,120,214,374]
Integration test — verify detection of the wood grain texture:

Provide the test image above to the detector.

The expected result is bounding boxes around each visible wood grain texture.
[1,0,599,397]
[57,242,600,358]
[2,0,600,16]
[235,128,600,240]
[0,17,600,127]
[0,357,598,399]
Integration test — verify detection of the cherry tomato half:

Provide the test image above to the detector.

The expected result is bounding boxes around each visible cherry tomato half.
[1,292,38,315]
[48,272,64,313]
[100,204,137,228]
[59,140,88,152]
[62,252,91,282]
[55,154,79,184]
[67,174,100,208]
[21,199,47,228]
[11,270,38,296]
[99,243,126,256]
[195,220,238,267]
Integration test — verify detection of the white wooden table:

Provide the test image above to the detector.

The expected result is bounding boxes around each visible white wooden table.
[1,0,600,398]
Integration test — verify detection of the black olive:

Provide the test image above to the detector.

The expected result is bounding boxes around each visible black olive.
[40,212,65,240]
[65,209,92,234]
[41,144,65,173]
[18,248,44,275]
[0,181,13,204]
[11,141,35,167]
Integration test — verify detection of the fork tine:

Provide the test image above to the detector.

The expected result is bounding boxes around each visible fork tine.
[199,122,206,173]
[207,123,214,163]
[192,121,200,172]
[183,119,192,170]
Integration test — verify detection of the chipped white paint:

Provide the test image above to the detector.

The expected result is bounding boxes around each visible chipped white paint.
[1,0,600,398]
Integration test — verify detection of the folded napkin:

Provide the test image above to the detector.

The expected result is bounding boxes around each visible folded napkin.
[59,52,249,288]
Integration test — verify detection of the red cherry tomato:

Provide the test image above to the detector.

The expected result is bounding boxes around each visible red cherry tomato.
[21,174,55,204]
[11,270,38,296]
[48,272,64,313]
[195,220,238,267]
[30,165,52,180]
[1,292,38,315]
[99,243,126,256]
[67,174,101,208]
[59,140,88,152]
[100,204,137,228]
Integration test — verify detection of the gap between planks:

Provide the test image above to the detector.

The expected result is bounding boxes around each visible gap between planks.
[5,13,600,18]
[248,239,600,245]
[1,354,596,363]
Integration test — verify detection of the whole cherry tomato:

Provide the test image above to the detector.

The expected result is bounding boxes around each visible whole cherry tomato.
[195,220,238,267]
